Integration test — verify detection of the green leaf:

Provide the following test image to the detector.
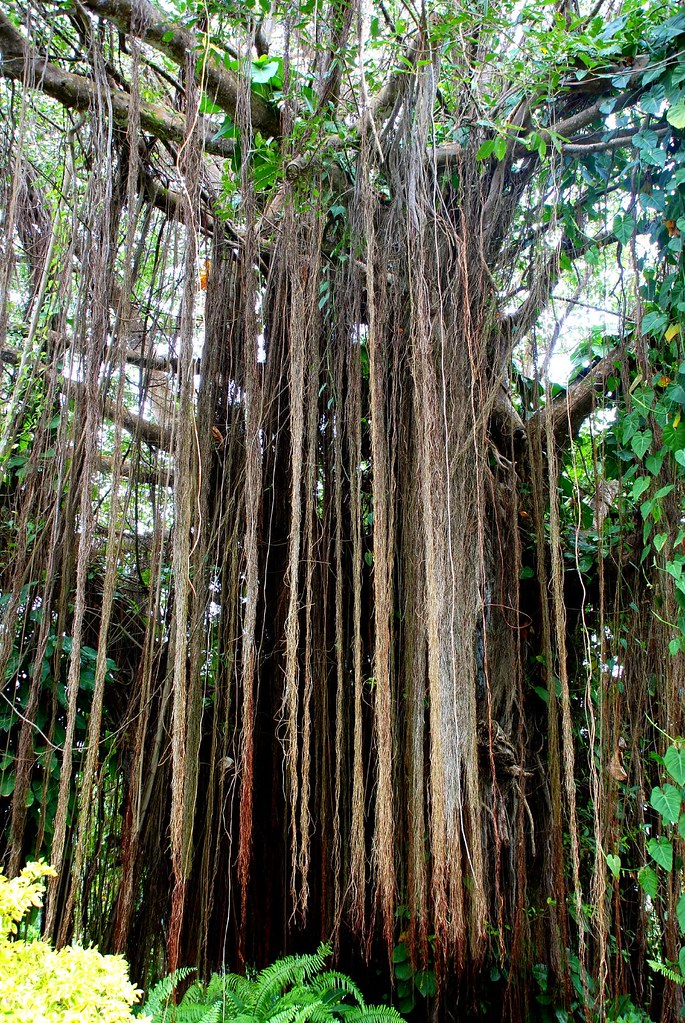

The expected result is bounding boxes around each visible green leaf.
[670,638,682,656]
[394,961,413,981]
[677,893,685,933]
[613,214,636,245]
[642,311,668,336]
[199,93,223,116]
[664,746,685,785]
[648,835,674,871]
[493,136,507,161]
[667,558,684,581]
[651,784,682,824]
[215,117,239,140]
[663,421,685,452]
[646,452,665,475]
[392,944,409,964]
[632,431,653,460]
[667,383,685,405]
[415,970,437,998]
[476,139,496,161]
[252,59,281,84]
[632,477,650,500]
[667,102,685,129]
[638,864,659,899]
[606,853,621,879]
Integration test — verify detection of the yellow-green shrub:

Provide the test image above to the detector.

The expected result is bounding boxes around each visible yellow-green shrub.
[0,861,146,1023]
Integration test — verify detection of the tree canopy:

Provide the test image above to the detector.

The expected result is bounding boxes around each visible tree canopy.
[1,0,685,1019]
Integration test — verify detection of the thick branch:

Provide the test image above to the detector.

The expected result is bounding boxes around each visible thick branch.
[550,58,649,140]
[1,344,173,448]
[531,348,622,450]
[563,124,669,155]
[94,452,174,486]
[141,174,215,233]
[434,57,652,168]
[0,12,235,158]
[104,395,173,450]
[79,0,280,137]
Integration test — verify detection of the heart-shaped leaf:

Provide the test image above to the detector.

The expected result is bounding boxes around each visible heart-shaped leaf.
[606,853,621,879]
[667,102,685,129]
[677,893,685,933]
[665,745,685,786]
[648,836,674,871]
[638,864,658,899]
[651,784,682,824]
[613,214,636,245]
[632,431,653,460]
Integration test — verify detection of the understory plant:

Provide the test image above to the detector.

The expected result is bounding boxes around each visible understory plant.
[0,860,144,1022]
[139,943,404,1023]
[639,743,685,989]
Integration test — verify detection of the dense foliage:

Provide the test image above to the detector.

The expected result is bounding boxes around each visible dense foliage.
[0,862,143,1021]
[139,944,404,1023]
[2,0,685,1019]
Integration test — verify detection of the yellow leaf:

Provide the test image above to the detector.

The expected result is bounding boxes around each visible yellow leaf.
[674,411,681,429]
[665,323,681,341]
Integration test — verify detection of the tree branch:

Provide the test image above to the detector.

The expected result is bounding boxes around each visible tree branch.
[0,11,235,158]
[563,125,668,155]
[545,58,649,141]
[94,451,174,486]
[434,57,653,168]
[530,348,622,450]
[102,394,173,450]
[79,0,280,137]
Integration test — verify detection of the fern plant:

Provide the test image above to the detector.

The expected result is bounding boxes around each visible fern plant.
[137,967,196,1020]
[647,957,685,986]
[140,943,404,1023]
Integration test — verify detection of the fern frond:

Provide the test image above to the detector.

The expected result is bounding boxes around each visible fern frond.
[253,944,332,1015]
[172,1005,222,1023]
[205,975,225,1002]
[261,1004,301,1023]
[300,1004,348,1023]
[307,971,365,1008]
[179,981,208,1007]
[223,972,255,1005]
[140,967,196,1021]
[345,1006,405,1023]
[268,998,330,1023]
[647,959,685,985]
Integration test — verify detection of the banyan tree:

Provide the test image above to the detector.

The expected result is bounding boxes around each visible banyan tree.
[1,0,685,1018]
